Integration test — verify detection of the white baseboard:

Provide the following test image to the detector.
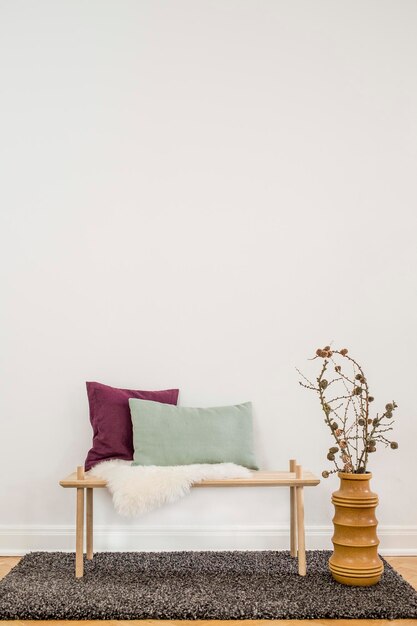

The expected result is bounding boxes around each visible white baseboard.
[0,524,416,556]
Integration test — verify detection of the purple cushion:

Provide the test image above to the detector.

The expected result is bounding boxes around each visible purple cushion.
[84,381,179,471]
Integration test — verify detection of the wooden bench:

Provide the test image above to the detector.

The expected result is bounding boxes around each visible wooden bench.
[60,459,320,578]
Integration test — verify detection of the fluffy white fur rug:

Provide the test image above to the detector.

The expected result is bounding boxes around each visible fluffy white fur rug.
[89,460,251,517]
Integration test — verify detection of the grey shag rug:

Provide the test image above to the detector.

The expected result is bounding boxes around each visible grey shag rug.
[1,550,417,620]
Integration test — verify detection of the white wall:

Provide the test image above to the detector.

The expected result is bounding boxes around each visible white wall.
[1,0,417,555]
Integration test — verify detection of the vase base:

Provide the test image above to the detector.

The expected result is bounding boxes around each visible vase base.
[329,560,384,586]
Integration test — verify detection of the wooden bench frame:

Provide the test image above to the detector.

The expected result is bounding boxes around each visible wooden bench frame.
[60,459,319,578]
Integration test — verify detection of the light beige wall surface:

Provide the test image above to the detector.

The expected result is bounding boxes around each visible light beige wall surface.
[0,0,416,553]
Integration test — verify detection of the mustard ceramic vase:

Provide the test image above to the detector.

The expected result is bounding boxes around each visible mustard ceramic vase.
[329,472,383,586]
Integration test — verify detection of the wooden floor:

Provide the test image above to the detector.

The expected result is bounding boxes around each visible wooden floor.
[0,556,416,625]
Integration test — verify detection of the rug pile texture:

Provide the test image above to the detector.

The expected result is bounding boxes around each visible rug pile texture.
[1,550,417,619]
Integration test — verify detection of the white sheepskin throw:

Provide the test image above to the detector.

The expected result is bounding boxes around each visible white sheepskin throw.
[89,460,251,517]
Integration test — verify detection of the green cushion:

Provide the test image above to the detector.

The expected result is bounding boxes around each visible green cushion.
[129,399,258,469]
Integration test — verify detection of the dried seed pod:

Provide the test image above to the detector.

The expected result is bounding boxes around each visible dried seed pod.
[335,365,341,372]
[368,396,374,402]
[329,446,339,453]
[373,418,379,426]
[320,379,328,389]
[368,418,373,424]
[322,471,329,478]
[331,422,338,430]
[354,386,362,395]
[335,428,342,436]
[339,440,347,449]
[327,452,335,461]
[358,418,365,426]
[385,403,394,411]
[324,346,331,351]
[390,441,398,449]
[340,348,348,356]
[355,374,362,380]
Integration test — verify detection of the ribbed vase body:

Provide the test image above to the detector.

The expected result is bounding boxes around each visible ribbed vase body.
[329,472,383,586]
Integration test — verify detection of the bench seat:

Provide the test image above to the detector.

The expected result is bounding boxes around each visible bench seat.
[60,469,319,489]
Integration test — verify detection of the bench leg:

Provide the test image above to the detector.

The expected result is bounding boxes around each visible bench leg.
[86,488,93,560]
[76,487,84,578]
[289,459,297,557]
[296,464,306,576]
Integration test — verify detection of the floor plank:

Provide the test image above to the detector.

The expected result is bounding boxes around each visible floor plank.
[0,555,416,625]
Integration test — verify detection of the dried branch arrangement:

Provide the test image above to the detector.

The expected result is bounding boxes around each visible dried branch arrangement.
[298,346,398,478]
